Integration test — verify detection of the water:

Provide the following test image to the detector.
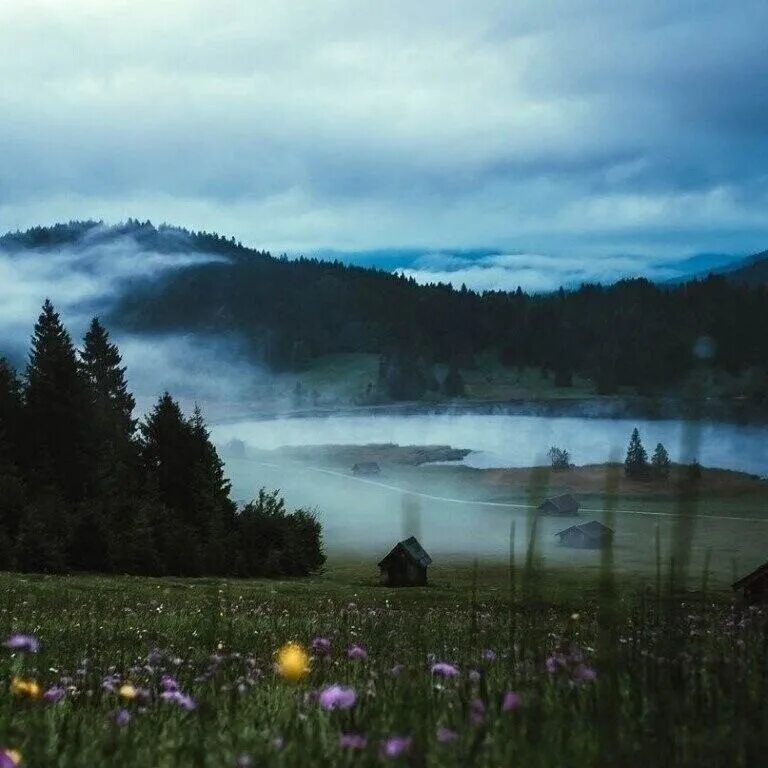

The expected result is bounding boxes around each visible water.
[211,412,768,476]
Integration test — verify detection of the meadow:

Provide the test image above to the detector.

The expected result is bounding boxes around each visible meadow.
[1,556,766,767]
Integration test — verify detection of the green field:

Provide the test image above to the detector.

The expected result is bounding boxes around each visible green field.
[1,556,766,767]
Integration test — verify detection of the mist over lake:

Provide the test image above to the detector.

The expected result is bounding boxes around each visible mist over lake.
[212,412,768,476]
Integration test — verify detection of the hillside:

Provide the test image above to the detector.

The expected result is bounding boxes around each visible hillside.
[2,221,767,403]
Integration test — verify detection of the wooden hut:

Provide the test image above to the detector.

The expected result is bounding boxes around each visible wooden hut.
[555,520,614,549]
[352,461,381,476]
[378,536,432,586]
[732,561,768,603]
[538,493,579,516]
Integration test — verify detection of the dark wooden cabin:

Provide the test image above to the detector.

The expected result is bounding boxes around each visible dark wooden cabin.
[556,520,614,549]
[538,493,579,516]
[378,536,432,586]
[352,461,381,476]
[732,561,768,603]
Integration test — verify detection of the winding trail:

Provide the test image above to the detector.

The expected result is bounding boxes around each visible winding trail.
[230,458,768,525]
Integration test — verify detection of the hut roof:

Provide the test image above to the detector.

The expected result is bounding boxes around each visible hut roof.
[540,493,579,513]
[556,520,613,540]
[732,561,768,591]
[378,536,432,568]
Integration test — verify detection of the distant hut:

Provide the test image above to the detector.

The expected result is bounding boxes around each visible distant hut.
[732,561,768,603]
[556,520,614,549]
[378,536,432,587]
[352,461,381,476]
[538,493,579,516]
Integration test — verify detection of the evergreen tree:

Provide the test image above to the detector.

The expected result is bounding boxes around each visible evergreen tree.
[651,442,671,479]
[23,300,92,501]
[443,360,466,397]
[0,358,23,454]
[624,428,649,479]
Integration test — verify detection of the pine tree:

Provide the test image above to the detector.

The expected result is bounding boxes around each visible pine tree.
[651,443,671,479]
[443,360,466,397]
[24,300,92,501]
[624,427,649,479]
[0,358,23,454]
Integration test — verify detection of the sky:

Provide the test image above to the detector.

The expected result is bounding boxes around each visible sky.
[2,0,768,291]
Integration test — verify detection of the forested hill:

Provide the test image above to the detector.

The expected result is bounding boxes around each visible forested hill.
[2,220,767,398]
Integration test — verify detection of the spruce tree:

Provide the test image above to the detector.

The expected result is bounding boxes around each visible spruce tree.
[24,300,92,501]
[651,442,671,479]
[0,358,23,454]
[624,427,649,479]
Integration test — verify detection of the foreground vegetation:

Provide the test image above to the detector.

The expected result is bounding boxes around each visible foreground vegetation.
[0,561,765,767]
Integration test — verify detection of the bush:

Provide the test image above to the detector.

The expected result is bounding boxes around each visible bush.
[547,446,571,470]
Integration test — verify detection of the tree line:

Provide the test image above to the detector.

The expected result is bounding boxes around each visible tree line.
[0,301,325,577]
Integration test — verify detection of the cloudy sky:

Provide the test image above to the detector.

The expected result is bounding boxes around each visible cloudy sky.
[2,0,767,289]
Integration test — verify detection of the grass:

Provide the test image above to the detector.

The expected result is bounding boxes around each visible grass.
[0,558,766,767]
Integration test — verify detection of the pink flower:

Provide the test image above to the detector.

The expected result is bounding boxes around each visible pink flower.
[347,645,367,660]
[437,727,458,743]
[380,737,411,759]
[431,662,459,677]
[319,685,357,711]
[502,691,522,711]
[339,733,367,750]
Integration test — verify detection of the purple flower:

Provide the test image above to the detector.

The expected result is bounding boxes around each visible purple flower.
[437,727,458,744]
[469,698,486,726]
[0,752,19,768]
[380,737,412,759]
[574,664,597,683]
[319,685,357,711]
[112,708,131,727]
[43,686,66,704]
[431,662,459,678]
[160,690,197,710]
[160,674,179,692]
[389,664,404,677]
[311,637,331,654]
[339,733,367,750]
[545,654,565,674]
[4,634,39,653]
[347,644,367,660]
[502,691,522,712]
[468,669,481,683]
[482,649,497,662]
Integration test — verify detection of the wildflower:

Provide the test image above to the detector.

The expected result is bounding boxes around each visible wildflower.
[271,737,284,751]
[347,644,367,660]
[380,737,411,759]
[118,683,137,702]
[482,649,497,662]
[431,662,459,677]
[276,643,310,682]
[469,698,486,726]
[311,637,331,655]
[4,635,39,654]
[235,756,254,768]
[160,674,179,692]
[437,727,458,744]
[112,708,131,727]
[318,684,356,711]
[389,664,404,677]
[160,690,197,710]
[0,749,21,768]
[468,669,481,683]
[502,691,522,711]
[338,733,367,750]
[10,678,41,700]
[43,686,66,704]
[545,654,565,674]
[573,664,597,683]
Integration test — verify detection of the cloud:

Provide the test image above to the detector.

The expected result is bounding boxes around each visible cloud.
[0,1,767,261]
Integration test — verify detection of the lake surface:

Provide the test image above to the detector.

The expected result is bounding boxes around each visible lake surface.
[211,412,768,476]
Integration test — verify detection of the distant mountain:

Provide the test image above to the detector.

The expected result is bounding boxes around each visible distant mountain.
[2,220,767,400]
[672,249,768,286]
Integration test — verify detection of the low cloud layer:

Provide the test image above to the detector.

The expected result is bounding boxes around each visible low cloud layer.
[1,1,767,263]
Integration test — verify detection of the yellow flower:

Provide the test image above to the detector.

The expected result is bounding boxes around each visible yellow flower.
[276,642,309,682]
[10,677,41,700]
[118,683,137,701]
[1,749,21,766]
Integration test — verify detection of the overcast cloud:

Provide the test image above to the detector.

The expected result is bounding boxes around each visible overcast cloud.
[1,0,767,280]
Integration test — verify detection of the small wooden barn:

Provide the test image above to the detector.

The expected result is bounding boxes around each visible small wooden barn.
[352,461,381,476]
[556,520,614,549]
[378,536,432,587]
[538,493,579,516]
[732,561,768,603]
